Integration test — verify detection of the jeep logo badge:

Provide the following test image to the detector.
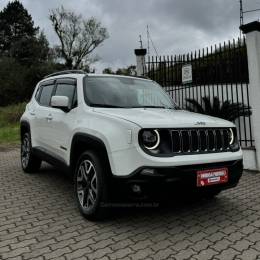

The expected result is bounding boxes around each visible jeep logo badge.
[195,121,206,126]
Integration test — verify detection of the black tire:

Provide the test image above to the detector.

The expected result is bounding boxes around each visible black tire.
[21,132,42,173]
[74,151,109,220]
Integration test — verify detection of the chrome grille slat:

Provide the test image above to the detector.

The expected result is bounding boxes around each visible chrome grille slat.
[171,128,230,154]
[213,129,217,151]
[206,130,209,151]
[197,130,201,151]
[188,130,192,152]
[200,130,207,151]
[208,130,215,151]
[220,129,224,151]
[172,130,181,153]
[179,130,183,153]
[181,130,190,152]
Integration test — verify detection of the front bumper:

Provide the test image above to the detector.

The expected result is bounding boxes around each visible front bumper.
[110,146,243,176]
[111,159,243,198]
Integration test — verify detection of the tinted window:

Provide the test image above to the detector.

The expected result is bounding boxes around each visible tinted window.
[72,88,78,108]
[39,85,54,106]
[55,83,76,108]
[35,87,41,101]
[83,76,176,109]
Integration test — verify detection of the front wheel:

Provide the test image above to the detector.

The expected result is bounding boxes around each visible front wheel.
[74,151,109,220]
[21,132,42,173]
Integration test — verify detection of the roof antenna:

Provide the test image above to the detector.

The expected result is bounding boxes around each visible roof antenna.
[147,25,150,56]
[239,0,244,38]
[146,26,159,57]
[139,35,143,49]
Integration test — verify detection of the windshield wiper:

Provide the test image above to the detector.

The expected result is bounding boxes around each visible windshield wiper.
[129,105,173,109]
[91,104,176,109]
[91,104,125,108]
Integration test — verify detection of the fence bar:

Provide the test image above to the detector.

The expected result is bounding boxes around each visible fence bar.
[146,39,254,148]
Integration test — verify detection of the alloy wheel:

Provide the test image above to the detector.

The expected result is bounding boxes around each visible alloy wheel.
[21,135,30,168]
[76,159,98,210]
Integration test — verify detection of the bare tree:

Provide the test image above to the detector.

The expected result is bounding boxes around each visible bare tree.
[49,6,108,69]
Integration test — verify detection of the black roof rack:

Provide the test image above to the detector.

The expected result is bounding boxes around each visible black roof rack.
[135,75,150,80]
[44,70,86,79]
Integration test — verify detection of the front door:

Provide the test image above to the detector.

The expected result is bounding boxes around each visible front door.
[47,78,78,161]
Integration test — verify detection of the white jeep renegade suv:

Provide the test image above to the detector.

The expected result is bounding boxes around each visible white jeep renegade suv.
[20,70,243,219]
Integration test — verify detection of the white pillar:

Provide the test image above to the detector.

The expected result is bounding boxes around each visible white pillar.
[135,49,147,76]
[241,21,260,170]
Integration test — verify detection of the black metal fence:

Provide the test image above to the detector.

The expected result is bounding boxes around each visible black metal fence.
[146,38,254,148]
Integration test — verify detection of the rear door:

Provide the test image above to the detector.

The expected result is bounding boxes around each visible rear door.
[33,80,56,152]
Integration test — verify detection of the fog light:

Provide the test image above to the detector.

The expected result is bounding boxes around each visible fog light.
[141,168,156,176]
[132,184,141,194]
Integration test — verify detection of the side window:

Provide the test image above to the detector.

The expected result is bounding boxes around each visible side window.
[39,84,55,106]
[55,83,76,109]
[35,86,41,101]
[72,88,78,108]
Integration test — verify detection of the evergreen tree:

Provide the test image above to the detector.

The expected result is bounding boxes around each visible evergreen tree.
[0,0,39,56]
[10,31,50,65]
[0,1,58,106]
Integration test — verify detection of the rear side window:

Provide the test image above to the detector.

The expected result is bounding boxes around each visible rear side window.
[35,86,41,101]
[55,83,76,109]
[39,84,54,106]
[72,88,77,108]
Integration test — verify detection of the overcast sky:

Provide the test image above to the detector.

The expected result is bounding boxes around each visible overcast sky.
[1,0,260,72]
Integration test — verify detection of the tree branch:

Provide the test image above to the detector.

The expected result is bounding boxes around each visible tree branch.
[49,7,108,69]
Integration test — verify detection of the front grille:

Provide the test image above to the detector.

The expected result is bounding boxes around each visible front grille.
[171,129,230,154]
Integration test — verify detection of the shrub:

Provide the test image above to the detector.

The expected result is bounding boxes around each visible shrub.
[185,96,252,121]
[0,102,26,127]
[0,57,66,106]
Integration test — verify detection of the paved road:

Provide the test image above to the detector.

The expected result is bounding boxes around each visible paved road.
[1,149,260,260]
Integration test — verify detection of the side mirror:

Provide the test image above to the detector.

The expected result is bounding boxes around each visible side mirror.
[51,96,70,112]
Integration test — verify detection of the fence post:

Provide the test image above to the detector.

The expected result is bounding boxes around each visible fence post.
[134,48,147,76]
[241,21,260,170]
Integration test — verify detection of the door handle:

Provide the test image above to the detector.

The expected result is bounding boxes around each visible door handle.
[29,109,36,116]
[46,114,53,121]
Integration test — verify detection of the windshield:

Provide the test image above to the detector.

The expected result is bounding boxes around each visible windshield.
[83,76,176,109]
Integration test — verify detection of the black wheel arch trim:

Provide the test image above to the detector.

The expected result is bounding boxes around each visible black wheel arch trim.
[70,132,112,172]
[32,146,70,174]
[20,120,31,138]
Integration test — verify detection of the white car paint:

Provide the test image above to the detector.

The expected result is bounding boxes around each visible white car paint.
[21,73,243,177]
[93,107,234,128]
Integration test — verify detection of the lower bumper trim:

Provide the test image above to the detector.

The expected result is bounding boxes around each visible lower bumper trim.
[111,160,243,197]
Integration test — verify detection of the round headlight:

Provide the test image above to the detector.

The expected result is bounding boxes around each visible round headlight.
[228,128,234,145]
[142,130,160,150]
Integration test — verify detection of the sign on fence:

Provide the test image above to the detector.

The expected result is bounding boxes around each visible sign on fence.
[182,64,192,84]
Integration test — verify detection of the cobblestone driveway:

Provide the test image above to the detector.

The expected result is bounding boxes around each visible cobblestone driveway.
[1,148,260,260]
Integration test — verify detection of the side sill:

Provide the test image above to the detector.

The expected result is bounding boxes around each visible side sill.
[32,147,71,175]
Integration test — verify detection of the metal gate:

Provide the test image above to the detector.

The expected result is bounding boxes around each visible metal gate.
[146,38,254,148]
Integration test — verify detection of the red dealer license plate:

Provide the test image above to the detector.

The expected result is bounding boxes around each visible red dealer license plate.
[197,168,228,187]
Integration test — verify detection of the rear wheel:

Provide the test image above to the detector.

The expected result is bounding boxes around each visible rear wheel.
[74,151,109,220]
[21,132,42,173]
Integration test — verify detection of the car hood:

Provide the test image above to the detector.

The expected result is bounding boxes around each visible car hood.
[93,108,234,128]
